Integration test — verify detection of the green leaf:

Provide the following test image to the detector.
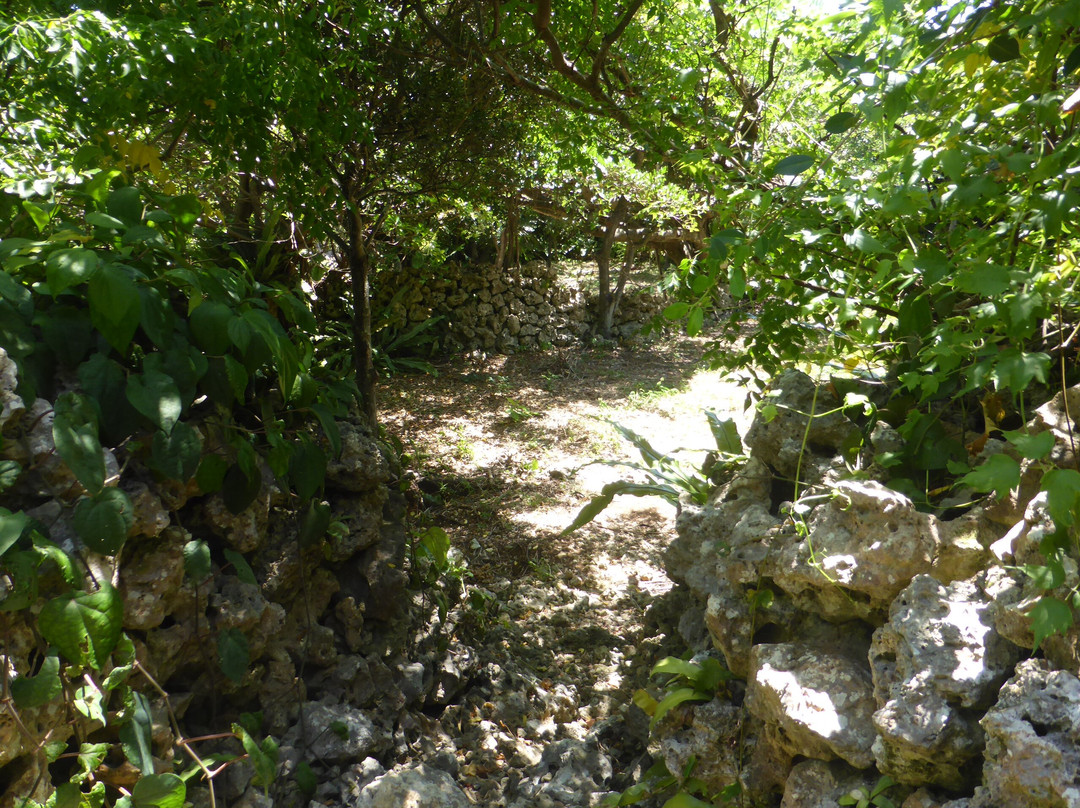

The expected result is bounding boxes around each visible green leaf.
[126,370,182,435]
[990,348,1050,393]
[651,657,705,681]
[218,628,250,684]
[52,392,106,495]
[1042,468,1080,527]
[0,460,21,492]
[38,584,123,669]
[686,307,704,337]
[298,500,331,547]
[131,774,185,808]
[706,412,742,454]
[107,187,143,226]
[824,111,859,134]
[728,263,746,300]
[661,792,714,808]
[843,228,886,253]
[288,435,325,502]
[295,761,317,797]
[88,265,140,353]
[1022,558,1065,590]
[0,507,29,556]
[1031,595,1073,651]
[71,489,134,555]
[960,454,1020,500]
[1003,429,1055,460]
[196,454,228,493]
[663,302,689,321]
[233,723,278,791]
[650,687,710,729]
[73,744,109,785]
[183,539,212,583]
[311,404,342,457]
[190,301,234,355]
[956,264,1010,296]
[150,422,202,481]
[223,548,257,585]
[562,480,680,535]
[1065,43,1080,75]
[119,691,155,775]
[86,211,126,229]
[221,460,261,514]
[139,286,175,349]
[773,154,815,176]
[11,653,62,708]
[987,34,1020,63]
[46,248,99,296]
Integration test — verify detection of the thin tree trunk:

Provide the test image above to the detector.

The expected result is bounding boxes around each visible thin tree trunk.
[347,207,377,429]
[602,241,636,337]
[597,196,628,338]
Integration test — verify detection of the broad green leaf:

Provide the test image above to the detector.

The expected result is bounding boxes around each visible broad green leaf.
[311,404,342,457]
[223,548,257,585]
[728,263,746,299]
[651,657,705,681]
[663,302,689,320]
[38,584,123,669]
[126,370,182,434]
[991,348,1050,392]
[150,422,202,481]
[183,539,212,583]
[88,265,140,353]
[987,34,1020,63]
[650,686,710,729]
[53,392,105,495]
[706,412,742,454]
[0,460,21,492]
[131,773,185,808]
[773,154,814,176]
[139,286,175,349]
[196,453,228,493]
[85,211,125,229]
[1031,596,1073,651]
[960,454,1020,500]
[11,653,62,708]
[71,489,134,555]
[106,187,143,226]
[74,744,109,785]
[288,436,325,502]
[298,500,331,547]
[661,792,714,808]
[1003,430,1055,460]
[189,301,233,355]
[46,248,99,296]
[843,228,885,254]
[0,507,29,556]
[1043,468,1080,527]
[824,111,859,134]
[73,680,106,724]
[1022,557,1065,590]
[1065,42,1080,75]
[632,688,658,716]
[218,628,250,684]
[221,460,261,514]
[295,761,317,797]
[119,691,155,775]
[233,723,278,791]
[686,307,704,337]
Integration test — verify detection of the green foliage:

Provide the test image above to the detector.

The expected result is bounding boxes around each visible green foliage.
[564,415,745,533]
[838,776,897,808]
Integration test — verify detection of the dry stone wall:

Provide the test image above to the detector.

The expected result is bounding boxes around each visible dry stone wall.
[657,370,1080,807]
[372,260,668,352]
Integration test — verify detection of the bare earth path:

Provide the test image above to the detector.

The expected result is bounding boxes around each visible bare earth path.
[381,333,750,806]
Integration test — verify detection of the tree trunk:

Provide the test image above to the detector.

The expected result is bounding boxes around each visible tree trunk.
[597,196,629,338]
[347,207,378,429]
[602,242,636,337]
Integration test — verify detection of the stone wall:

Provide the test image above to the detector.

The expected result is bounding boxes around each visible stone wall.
[372,260,668,353]
[656,370,1080,807]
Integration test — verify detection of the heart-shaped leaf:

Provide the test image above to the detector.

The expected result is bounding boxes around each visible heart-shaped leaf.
[71,489,134,555]
[39,584,123,670]
[126,370,182,434]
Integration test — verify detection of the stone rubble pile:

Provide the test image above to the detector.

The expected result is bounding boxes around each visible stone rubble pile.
[371,260,668,352]
[657,369,1080,807]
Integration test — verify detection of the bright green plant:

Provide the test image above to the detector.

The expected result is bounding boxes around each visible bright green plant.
[563,412,745,533]
[838,776,897,808]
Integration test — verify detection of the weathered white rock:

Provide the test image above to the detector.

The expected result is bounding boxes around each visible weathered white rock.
[652,698,745,796]
[974,659,1080,808]
[747,643,877,769]
[781,759,893,808]
[353,762,469,808]
[325,419,389,493]
[0,347,25,430]
[285,701,389,764]
[870,574,1023,788]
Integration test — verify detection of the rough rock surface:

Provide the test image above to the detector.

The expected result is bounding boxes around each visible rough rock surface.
[748,643,877,769]
[870,573,1023,789]
[350,762,471,808]
[973,659,1080,808]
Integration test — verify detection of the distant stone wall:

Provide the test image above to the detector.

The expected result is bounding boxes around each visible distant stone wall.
[372,260,668,353]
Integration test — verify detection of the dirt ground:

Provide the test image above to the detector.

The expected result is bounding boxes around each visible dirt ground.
[381,332,752,595]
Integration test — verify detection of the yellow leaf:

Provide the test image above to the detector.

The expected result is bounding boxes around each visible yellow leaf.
[964,53,985,78]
